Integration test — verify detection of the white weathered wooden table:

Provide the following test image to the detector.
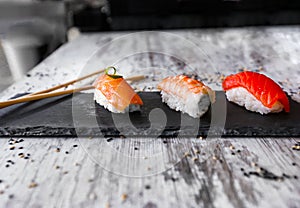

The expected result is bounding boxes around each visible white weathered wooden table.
[0,27,300,208]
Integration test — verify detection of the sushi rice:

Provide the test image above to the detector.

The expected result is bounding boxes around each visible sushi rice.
[160,90,211,118]
[225,87,284,114]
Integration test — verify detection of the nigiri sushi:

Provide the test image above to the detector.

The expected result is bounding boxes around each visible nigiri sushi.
[93,67,143,113]
[222,71,290,114]
[157,75,215,118]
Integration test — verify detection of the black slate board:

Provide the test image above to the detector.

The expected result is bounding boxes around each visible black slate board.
[0,92,299,137]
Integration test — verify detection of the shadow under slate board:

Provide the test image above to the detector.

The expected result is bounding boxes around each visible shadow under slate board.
[0,92,299,137]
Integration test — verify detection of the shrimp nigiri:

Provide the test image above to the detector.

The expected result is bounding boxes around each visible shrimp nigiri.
[93,67,143,113]
[222,71,289,114]
[157,75,215,118]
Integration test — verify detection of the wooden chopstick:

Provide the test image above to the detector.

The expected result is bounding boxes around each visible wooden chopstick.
[27,68,106,96]
[125,75,146,82]
[0,75,146,109]
[0,85,94,109]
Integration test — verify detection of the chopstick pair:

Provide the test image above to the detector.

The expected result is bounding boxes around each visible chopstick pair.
[0,69,145,109]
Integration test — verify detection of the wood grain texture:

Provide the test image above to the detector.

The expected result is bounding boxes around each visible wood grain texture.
[0,27,300,208]
[0,138,299,208]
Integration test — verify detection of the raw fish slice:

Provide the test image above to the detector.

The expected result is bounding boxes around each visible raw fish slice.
[158,75,215,102]
[222,71,289,113]
[93,67,143,113]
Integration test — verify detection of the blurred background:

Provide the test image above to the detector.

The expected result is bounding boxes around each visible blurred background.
[1,0,300,91]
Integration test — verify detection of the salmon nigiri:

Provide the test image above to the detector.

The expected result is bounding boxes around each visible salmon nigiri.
[222,71,289,114]
[158,75,215,118]
[93,67,143,113]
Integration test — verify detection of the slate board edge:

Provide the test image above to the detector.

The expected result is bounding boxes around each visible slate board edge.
[1,126,300,138]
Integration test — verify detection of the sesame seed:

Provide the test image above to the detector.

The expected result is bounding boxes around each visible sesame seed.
[171,177,177,182]
[292,145,300,151]
[28,182,38,188]
[89,193,97,200]
[282,173,290,178]
[55,148,60,152]
[106,138,113,142]
[121,194,128,201]
[251,162,258,167]
[7,160,14,164]
[244,172,250,177]
[258,66,264,71]
[184,152,191,157]
[277,177,284,182]
[198,136,205,140]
